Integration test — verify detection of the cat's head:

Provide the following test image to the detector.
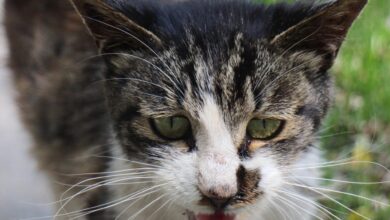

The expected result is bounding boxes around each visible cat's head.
[72,0,367,219]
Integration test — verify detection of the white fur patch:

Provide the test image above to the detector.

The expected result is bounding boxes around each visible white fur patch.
[238,147,322,220]
[196,95,240,198]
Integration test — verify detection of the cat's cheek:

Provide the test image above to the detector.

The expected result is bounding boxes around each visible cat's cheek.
[241,149,285,212]
[109,146,208,218]
[156,152,207,211]
[243,150,285,193]
[284,146,323,187]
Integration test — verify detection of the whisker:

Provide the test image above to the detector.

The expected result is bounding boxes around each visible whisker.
[73,186,166,220]
[69,182,161,219]
[128,193,169,220]
[283,157,353,169]
[274,189,342,220]
[91,155,161,168]
[266,197,289,220]
[315,131,355,139]
[114,189,163,220]
[317,124,337,133]
[54,180,157,188]
[145,196,175,220]
[289,176,390,185]
[285,181,389,207]
[283,181,372,220]
[273,194,324,220]
[52,172,158,201]
[55,176,160,218]
[286,160,390,172]
[67,180,169,219]
[60,167,158,177]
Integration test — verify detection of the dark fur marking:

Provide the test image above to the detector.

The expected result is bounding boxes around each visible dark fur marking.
[183,61,200,99]
[234,165,262,205]
[296,105,322,131]
[116,106,140,124]
[238,136,251,160]
[186,134,198,152]
[233,43,257,102]
[269,80,295,105]
[86,187,111,220]
[119,124,161,155]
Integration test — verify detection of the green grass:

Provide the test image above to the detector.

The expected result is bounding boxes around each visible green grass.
[321,1,390,219]
[256,0,390,219]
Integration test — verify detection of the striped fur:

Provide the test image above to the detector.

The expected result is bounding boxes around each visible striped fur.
[5,0,366,219]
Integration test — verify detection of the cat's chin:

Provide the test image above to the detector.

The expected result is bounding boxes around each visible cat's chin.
[187,211,236,220]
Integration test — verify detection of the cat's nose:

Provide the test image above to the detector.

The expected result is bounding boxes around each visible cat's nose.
[198,182,237,210]
[197,152,239,209]
[209,197,232,210]
[199,183,237,200]
[198,167,238,211]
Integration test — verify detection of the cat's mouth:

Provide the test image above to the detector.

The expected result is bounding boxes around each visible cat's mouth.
[187,211,236,220]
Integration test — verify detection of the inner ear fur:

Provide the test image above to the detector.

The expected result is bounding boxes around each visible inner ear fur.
[69,0,162,50]
[271,0,367,70]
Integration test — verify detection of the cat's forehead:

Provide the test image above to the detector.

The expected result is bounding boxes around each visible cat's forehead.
[171,33,263,117]
[131,34,318,122]
[95,0,365,124]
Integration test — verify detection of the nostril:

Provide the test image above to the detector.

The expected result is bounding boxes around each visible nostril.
[198,184,237,210]
[208,197,232,210]
[199,193,233,211]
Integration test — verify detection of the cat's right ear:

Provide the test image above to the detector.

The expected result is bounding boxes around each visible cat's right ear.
[270,0,367,71]
[69,0,162,51]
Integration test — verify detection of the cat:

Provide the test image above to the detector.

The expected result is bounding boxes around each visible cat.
[4,0,367,219]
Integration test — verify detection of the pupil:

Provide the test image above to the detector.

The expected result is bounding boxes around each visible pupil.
[170,117,174,129]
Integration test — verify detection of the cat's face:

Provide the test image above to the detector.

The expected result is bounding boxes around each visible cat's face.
[71,0,367,219]
[106,36,326,218]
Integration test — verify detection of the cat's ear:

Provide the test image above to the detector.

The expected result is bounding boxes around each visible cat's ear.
[271,0,367,70]
[69,0,162,50]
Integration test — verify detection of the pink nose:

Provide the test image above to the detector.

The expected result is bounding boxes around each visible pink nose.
[197,152,239,209]
[198,183,237,210]
[198,182,237,200]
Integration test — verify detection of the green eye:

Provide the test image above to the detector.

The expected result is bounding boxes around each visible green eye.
[151,116,191,140]
[247,118,283,140]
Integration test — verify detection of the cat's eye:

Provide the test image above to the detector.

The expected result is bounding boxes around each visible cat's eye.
[151,116,191,140]
[247,118,284,140]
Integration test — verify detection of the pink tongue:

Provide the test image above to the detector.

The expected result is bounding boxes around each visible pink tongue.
[196,213,235,220]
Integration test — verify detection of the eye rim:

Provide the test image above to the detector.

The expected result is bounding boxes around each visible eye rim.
[150,116,192,141]
[246,118,285,141]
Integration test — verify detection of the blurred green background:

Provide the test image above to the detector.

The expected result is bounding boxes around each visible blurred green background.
[258,0,390,219]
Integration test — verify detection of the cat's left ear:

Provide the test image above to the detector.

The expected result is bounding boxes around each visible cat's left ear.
[69,0,162,51]
[271,0,367,71]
